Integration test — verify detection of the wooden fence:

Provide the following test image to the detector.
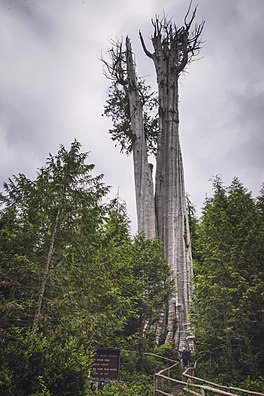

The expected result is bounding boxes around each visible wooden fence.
[153,357,264,396]
[182,367,264,396]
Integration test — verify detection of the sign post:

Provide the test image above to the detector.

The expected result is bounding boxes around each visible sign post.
[91,348,120,390]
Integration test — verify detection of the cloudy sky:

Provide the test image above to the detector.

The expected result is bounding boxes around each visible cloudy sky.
[1,0,263,232]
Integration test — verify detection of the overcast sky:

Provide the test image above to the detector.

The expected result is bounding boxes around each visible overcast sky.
[1,0,263,232]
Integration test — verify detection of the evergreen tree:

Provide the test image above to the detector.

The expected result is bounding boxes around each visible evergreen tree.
[192,177,264,382]
[0,142,130,394]
[0,141,175,394]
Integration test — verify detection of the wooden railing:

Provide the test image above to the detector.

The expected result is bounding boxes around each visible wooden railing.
[152,356,264,396]
[154,360,185,396]
[182,367,264,396]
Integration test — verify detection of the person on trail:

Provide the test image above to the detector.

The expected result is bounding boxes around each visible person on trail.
[181,347,191,367]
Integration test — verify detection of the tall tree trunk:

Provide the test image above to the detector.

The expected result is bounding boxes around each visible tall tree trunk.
[156,74,192,349]
[125,37,158,343]
[125,37,156,239]
[105,10,203,350]
[140,24,194,350]
[32,208,60,333]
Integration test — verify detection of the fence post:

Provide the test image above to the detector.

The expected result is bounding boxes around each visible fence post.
[201,388,206,396]
[153,374,157,396]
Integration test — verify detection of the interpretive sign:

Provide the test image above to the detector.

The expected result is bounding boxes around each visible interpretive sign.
[91,348,120,383]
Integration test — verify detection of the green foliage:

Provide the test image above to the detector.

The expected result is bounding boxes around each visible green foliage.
[192,176,264,384]
[118,234,174,355]
[0,141,127,393]
[240,376,264,393]
[0,141,120,340]
[0,330,93,395]
[154,343,178,361]
[130,234,173,320]
[87,376,153,396]
[86,349,170,396]
[2,141,263,394]
[103,80,158,156]
[0,141,175,394]
[186,195,199,261]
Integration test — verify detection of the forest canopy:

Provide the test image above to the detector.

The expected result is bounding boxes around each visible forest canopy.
[0,142,263,395]
[191,176,264,386]
[0,141,173,395]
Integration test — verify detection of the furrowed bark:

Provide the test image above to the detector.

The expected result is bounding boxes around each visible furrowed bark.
[105,8,203,350]
[125,37,156,239]
[141,19,196,350]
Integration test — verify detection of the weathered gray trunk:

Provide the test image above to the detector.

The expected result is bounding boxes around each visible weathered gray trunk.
[125,37,156,239]
[137,9,204,349]
[105,10,203,349]
[148,35,193,350]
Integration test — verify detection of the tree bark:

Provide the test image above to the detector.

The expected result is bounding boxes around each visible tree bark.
[125,37,156,239]
[141,27,194,350]
[105,11,203,349]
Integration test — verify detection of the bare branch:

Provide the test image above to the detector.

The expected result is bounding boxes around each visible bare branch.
[184,1,197,31]
[139,30,153,59]
[101,39,128,85]
[145,5,204,74]
[187,20,205,61]
[184,0,193,25]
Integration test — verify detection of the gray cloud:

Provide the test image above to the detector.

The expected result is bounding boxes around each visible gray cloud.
[0,0,263,229]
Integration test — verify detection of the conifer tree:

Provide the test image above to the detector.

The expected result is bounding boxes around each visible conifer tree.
[192,177,264,380]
